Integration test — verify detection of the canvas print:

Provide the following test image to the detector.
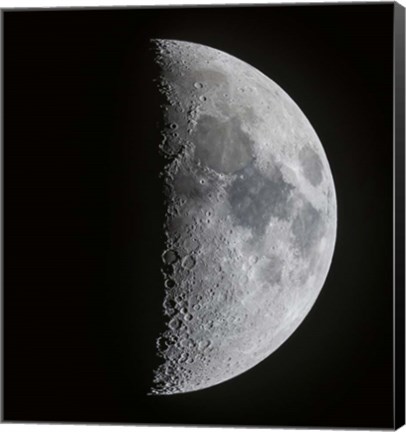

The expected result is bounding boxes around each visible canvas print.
[3,2,405,429]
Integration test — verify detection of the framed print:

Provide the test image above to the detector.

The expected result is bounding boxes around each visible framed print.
[3,2,405,429]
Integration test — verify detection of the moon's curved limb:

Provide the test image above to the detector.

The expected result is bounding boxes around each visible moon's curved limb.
[150,39,337,395]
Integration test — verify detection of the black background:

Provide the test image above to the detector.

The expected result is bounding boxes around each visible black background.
[4,3,395,428]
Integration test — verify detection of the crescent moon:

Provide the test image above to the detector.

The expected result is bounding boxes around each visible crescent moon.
[150,39,337,395]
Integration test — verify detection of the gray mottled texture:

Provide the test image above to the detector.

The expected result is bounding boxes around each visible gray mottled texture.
[194,115,254,174]
[299,146,324,186]
[228,164,293,236]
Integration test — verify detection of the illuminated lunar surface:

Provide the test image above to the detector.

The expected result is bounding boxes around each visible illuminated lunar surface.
[150,39,337,395]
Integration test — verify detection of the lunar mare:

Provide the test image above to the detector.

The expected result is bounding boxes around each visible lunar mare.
[151,39,337,395]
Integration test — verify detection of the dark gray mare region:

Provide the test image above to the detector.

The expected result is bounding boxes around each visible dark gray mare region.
[228,163,294,237]
[193,114,254,174]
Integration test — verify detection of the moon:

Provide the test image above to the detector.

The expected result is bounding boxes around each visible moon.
[150,39,337,395]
